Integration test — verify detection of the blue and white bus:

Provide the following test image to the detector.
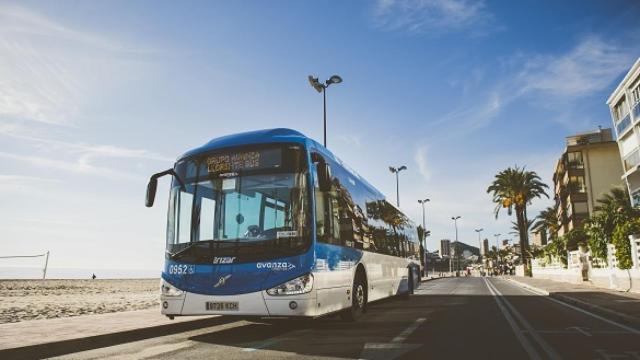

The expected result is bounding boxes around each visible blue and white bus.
[146,128,420,321]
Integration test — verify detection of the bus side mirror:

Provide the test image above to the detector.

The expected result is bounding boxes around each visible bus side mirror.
[318,163,332,192]
[146,177,158,207]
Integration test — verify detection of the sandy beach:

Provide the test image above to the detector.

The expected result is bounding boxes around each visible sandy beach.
[0,279,160,324]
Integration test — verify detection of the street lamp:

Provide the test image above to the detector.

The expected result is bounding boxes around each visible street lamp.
[475,228,483,262]
[389,165,407,207]
[451,216,461,274]
[418,198,430,276]
[308,74,343,148]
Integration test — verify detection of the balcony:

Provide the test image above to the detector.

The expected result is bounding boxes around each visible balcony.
[633,101,640,120]
[616,114,632,137]
[624,149,640,173]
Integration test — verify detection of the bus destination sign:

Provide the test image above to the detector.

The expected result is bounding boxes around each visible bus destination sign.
[207,149,281,173]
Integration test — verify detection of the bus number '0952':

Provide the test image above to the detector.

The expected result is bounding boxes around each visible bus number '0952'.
[168,264,195,275]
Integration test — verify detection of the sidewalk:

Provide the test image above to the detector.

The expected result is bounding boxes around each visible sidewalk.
[505,275,640,327]
[0,309,223,359]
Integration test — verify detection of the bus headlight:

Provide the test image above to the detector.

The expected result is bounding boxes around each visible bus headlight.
[266,274,314,296]
[161,281,185,297]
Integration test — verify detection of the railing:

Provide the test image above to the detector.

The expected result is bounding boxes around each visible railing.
[633,101,640,120]
[616,114,632,136]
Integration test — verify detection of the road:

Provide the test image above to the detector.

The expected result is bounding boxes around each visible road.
[53,277,640,360]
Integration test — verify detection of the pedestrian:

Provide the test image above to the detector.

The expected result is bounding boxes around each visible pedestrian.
[91,273,97,280]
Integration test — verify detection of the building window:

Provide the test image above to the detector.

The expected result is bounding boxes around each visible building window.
[623,150,640,173]
[632,84,640,119]
[614,97,628,121]
[569,176,586,193]
[632,84,640,105]
[573,202,589,214]
[567,151,584,169]
[632,189,640,208]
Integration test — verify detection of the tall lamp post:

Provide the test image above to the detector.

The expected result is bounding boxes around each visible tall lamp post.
[308,74,343,148]
[451,216,461,274]
[389,166,407,207]
[418,198,430,277]
[475,228,483,263]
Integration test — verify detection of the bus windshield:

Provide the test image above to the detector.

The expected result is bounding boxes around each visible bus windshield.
[166,144,310,264]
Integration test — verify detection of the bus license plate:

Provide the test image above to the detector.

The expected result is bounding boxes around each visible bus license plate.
[206,301,239,311]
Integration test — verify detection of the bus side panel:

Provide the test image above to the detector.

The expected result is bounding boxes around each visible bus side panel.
[313,243,362,316]
[362,251,411,301]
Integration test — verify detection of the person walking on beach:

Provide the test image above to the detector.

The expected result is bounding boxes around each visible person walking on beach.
[91,273,96,280]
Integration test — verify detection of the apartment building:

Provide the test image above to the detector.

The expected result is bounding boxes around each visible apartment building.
[481,238,489,256]
[553,128,624,237]
[607,57,640,207]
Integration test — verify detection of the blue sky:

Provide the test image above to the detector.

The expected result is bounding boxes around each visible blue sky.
[1,0,639,273]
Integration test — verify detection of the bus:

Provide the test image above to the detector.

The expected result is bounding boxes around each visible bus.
[145,128,421,321]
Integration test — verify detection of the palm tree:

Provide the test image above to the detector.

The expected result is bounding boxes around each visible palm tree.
[532,206,559,242]
[487,166,549,276]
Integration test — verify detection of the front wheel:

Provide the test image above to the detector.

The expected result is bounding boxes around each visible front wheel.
[340,273,367,322]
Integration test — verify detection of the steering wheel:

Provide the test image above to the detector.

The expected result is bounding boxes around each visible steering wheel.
[245,225,261,238]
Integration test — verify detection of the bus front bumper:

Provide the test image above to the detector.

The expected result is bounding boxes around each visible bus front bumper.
[161,280,317,317]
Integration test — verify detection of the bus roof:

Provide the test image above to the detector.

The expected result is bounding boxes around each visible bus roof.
[178,127,387,204]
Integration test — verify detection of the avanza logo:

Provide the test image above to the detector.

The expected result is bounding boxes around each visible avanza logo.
[256,262,296,271]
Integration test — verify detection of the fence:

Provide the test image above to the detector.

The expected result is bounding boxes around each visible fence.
[631,235,640,269]
[0,251,50,279]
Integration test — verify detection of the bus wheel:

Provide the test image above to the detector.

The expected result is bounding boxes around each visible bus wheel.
[401,268,413,300]
[341,272,367,322]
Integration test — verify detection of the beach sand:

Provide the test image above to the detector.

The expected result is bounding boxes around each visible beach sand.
[0,279,160,324]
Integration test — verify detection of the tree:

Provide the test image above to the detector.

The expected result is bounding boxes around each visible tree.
[533,206,559,242]
[487,166,549,276]
[584,187,639,265]
[544,235,568,265]
[612,218,640,269]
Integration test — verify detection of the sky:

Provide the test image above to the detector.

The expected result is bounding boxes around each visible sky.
[1,0,639,274]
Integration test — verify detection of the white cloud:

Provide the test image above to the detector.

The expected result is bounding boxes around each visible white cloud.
[372,0,494,35]
[337,134,363,147]
[427,36,638,138]
[0,152,142,181]
[518,37,637,98]
[414,145,430,180]
[0,4,157,126]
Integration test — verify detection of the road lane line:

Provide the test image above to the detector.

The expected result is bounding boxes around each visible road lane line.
[242,338,283,352]
[486,279,561,360]
[483,277,542,360]
[514,283,640,335]
[391,318,426,343]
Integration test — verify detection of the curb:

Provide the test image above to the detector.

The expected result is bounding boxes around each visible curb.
[506,278,640,328]
[0,316,227,360]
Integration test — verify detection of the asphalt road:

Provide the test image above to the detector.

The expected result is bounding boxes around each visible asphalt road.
[53,277,640,360]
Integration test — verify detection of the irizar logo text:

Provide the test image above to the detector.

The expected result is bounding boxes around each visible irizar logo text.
[256,262,296,271]
[213,257,236,264]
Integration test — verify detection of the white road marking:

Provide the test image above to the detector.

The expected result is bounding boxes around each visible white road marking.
[359,317,426,360]
[242,338,284,352]
[566,326,592,337]
[514,281,640,335]
[240,328,312,352]
[391,318,426,343]
[486,279,561,360]
[483,277,543,360]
